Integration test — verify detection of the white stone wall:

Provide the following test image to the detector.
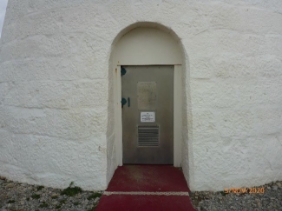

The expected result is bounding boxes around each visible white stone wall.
[0,0,282,191]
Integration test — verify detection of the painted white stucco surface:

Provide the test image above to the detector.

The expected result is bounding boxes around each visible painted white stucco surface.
[0,0,282,191]
[0,0,8,37]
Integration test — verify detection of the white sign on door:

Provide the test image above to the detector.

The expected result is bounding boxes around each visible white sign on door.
[140,112,155,122]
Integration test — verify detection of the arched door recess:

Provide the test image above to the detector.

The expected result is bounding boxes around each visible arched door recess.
[109,22,185,176]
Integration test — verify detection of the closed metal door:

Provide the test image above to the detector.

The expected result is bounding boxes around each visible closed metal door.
[122,66,173,164]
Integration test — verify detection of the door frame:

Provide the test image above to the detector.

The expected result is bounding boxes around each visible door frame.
[114,64,183,167]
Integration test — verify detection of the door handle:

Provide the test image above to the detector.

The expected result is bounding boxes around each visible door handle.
[128,97,130,107]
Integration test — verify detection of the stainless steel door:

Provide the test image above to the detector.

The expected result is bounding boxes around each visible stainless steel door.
[122,66,173,164]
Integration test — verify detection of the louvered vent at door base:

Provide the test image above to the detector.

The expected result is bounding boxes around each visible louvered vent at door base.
[138,126,159,147]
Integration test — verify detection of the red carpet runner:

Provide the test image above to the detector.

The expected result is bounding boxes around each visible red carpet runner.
[96,165,197,211]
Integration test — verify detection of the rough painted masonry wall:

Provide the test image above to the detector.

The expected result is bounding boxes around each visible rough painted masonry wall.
[0,0,282,191]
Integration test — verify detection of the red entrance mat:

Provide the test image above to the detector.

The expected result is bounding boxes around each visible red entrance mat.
[95,165,196,211]
[106,165,190,192]
[95,195,196,211]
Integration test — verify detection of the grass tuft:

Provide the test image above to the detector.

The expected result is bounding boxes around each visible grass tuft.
[7,200,15,203]
[55,205,61,209]
[59,199,67,204]
[31,194,40,199]
[37,186,44,191]
[87,192,102,200]
[61,182,82,196]
[39,202,48,208]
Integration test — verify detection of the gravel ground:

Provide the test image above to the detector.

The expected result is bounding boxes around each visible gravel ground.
[0,177,102,211]
[190,181,282,211]
[1,176,282,211]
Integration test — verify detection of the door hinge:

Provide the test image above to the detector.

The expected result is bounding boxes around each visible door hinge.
[121,67,126,76]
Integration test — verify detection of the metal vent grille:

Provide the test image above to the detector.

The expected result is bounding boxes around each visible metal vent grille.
[138,126,159,147]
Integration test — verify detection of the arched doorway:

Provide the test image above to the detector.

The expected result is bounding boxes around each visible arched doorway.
[108,22,188,183]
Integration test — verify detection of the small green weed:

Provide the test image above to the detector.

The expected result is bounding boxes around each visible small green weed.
[59,199,66,204]
[31,194,40,199]
[87,192,102,200]
[55,205,61,209]
[39,202,48,208]
[73,201,80,206]
[56,198,66,209]
[220,191,228,196]
[37,186,44,191]
[7,200,15,203]
[61,182,82,196]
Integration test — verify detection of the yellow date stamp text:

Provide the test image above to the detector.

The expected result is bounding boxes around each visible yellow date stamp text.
[224,187,264,194]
